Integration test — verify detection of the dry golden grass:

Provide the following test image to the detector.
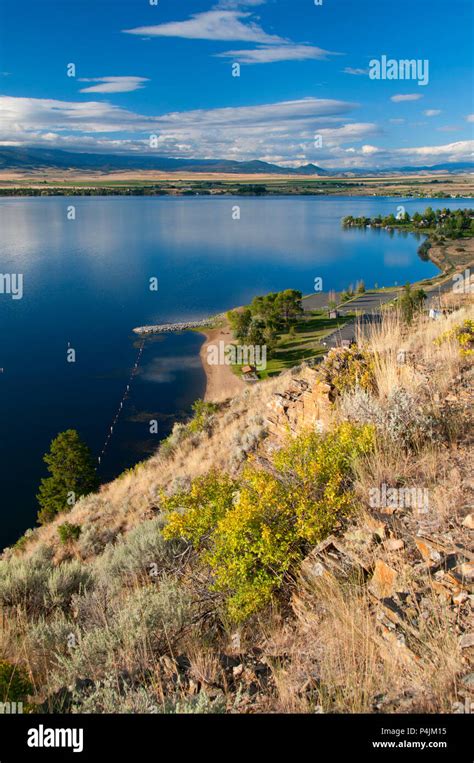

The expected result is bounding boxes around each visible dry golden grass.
[357,301,473,401]
[2,296,472,715]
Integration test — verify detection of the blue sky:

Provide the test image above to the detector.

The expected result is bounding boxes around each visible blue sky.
[0,0,472,168]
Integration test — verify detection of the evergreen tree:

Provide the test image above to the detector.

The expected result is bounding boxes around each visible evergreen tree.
[37,430,98,524]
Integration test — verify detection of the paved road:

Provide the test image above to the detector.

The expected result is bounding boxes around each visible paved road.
[304,289,400,349]
[425,273,461,306]
[304,270,466,351]
[303,289,399,314]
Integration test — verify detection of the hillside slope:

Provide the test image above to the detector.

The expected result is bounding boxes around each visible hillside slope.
[0,297,473,714]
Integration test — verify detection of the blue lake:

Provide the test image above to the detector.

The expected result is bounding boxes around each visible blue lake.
[0,195,471,548]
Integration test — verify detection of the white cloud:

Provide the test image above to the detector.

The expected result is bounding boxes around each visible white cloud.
[0,95,357,162]
[396,140,473,160]
[343,67,368,76]
[423,109,441,116]
[217,44,339,64]
[1,94,471,170]
[390,94,423,102]
[216,0,267,6]
[389,118,405,124]
[78,77,149,94]
[123,10,282,43]
[466,114,474,122]
[317,123,380,147]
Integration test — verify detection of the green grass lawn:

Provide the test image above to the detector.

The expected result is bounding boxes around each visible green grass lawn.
[231,310,355,380]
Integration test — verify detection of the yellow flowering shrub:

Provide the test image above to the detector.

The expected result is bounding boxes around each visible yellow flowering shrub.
[163,472,237,547]
[436,319,474,357]
[163,424,374,622]
[321,347,376,396]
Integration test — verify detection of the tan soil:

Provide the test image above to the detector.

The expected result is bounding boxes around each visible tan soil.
[199,326,246,403]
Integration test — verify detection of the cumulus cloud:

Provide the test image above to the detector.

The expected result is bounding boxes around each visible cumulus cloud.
[395,140,473,159]
[78,77,149,94]
[123,10,282,43]
[0,94,357,161]
[390,94,423,102]
[0,94,471,170]
[423,109,441,116]
[466,114,474,122]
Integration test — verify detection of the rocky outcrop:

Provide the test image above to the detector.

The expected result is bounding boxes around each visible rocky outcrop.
[266,375,333,438]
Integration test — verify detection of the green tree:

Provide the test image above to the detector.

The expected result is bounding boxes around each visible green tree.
[275,289,303,327]
[227,308,252,341]
[248,319,267,347]
[37,430,98,524]
[399,283,427,324]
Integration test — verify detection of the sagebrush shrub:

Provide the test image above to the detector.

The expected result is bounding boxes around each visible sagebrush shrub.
[54,580,192,685]
[0,546,54,614]
[78,523,118,558]
[341,386,436,450]
[94,517,183,587]
[26,614,80,675]
[340,387,384,428]
[46,560,93,612]
[71,674,160,714]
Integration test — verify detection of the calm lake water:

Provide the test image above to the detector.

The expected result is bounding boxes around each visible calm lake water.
[0,195,471,548]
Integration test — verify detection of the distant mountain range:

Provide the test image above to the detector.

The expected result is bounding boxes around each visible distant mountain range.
[0,146,472,176]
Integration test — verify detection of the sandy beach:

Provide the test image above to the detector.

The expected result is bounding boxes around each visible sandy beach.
[199,325,246,403]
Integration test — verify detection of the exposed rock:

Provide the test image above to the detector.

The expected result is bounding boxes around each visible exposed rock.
[415,538,443,565]
[383,539,405,552]
[267,375,332,438]
[369,560,398,599]
[462,513,474,530]
[453,590,469,605]
[460,672,474,689]
[459,562,474,581]
[459,633,474,649]
[232,664,244,679]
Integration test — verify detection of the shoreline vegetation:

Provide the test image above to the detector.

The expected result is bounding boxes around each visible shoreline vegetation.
[0,173,473,198]
[343,206,474,275]
[134,208,474,399]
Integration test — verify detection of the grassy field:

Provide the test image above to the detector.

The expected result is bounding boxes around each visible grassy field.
[232,309,354,379]
[1,172,472,198]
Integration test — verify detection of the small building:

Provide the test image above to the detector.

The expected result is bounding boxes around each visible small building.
[329,309,339,319]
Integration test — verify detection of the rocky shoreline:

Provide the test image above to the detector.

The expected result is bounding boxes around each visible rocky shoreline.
[133,315,225,335]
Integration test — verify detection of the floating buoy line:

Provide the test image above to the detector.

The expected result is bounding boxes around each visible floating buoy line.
[97,340,146,466]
